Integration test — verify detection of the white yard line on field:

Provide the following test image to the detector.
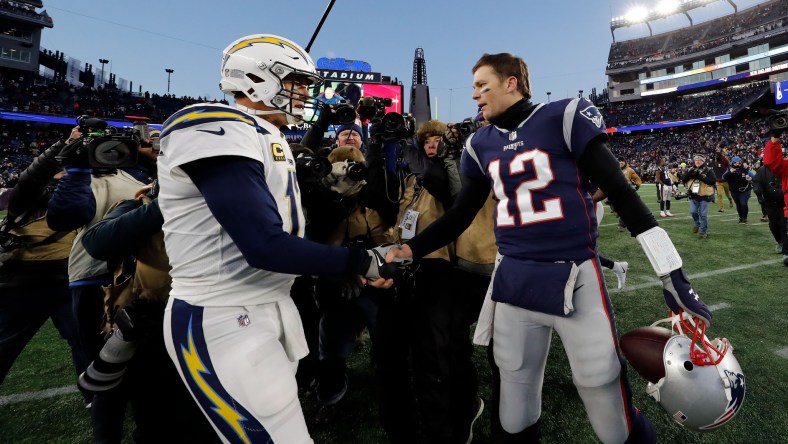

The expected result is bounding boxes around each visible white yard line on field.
[0,385,79,406]
[610,258,784,293]
[2,260,782,408]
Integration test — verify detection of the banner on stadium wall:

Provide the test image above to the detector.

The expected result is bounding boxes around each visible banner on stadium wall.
[775,81,788,105]
[66,58,81,86]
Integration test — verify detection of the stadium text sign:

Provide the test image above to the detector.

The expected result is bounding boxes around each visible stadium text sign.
[318,69,382,83]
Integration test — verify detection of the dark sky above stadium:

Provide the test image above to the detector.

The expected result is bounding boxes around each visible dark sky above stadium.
[39,0,767,122]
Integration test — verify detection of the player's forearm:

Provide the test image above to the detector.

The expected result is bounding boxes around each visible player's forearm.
[182,156,368,276]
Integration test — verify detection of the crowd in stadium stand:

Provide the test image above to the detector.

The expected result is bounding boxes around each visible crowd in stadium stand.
[608,119,769,181]
[0,69,778,189]
[607,0,788,70]
[0,72,225,123]
[604,82,768,127]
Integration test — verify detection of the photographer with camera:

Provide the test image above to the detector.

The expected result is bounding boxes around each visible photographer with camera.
[46,118,157,443]
[298,145,401,426]
[721,156,756,224]
[681,154,717,238]
[0,132,89,404]
[763,127,788,266]
[390,119,487,443]
[712,144,735,212]
[79,181,219,443]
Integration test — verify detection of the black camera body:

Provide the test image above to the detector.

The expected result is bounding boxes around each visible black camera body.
[295,153,333,180]
[457,117,483,136]
[373,112,416,142]
[318,101,358,126]
[357,96,392,121]
[344,160,368,181]
[57,116,145,168]
[768,109,788,131]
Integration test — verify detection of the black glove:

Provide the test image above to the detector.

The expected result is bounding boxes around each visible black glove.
[55,138,91,168]
[660,268,712,326]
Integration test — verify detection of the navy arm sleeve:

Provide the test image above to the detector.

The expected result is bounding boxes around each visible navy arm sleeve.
[181,156,369,276]
[81,198,164,261]
[576,137,658,236]
[46,168,96,231]
[404,174,490,259]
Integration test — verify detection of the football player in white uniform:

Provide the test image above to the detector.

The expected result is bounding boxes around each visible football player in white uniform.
[157,34,394,444]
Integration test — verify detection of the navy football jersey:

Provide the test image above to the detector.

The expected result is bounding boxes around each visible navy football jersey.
[460,98,606,262]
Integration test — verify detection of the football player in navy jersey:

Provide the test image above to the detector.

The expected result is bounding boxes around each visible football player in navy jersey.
[157,34,396,444]
[386,53,712,443]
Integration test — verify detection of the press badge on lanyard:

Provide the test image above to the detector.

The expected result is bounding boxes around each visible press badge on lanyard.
[400,209,419,240]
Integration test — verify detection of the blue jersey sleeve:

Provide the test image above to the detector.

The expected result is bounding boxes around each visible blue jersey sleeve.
[459,131,488,180]
[46,168,96,232]
[181,156,367,276]
[569,99,607,159]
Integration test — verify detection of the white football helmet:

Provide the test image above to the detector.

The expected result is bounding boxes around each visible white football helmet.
[220,34,323,124]
[646,314,745,432]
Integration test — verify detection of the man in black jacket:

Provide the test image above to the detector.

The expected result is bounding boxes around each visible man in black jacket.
[753,162,786,254]
[0,135,89,406]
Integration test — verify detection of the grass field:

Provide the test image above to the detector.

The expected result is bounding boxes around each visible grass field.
[1,189,787,443]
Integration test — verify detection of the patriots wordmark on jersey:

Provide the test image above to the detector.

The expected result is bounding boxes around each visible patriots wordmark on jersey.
[460,98,607,262]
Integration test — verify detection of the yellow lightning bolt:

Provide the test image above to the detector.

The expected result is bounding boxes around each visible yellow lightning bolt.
[223,36,307,65]
[181,319,250,444]
[163,110,255,134]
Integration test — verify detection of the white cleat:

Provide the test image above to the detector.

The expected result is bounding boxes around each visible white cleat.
[613,261,628,290]
[659,211,666,217]
[665,210,673,217]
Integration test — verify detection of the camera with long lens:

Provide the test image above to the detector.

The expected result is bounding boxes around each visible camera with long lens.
[372,112,416,142]
[60,116,144,168]
[442,116,483,148]
[457,117,483,136]
[78,307,138,392]
[357,96,392,122]
[295,153,333,180]
[768,109,788,131]
[316,101,357,126]
[345,160,368,181]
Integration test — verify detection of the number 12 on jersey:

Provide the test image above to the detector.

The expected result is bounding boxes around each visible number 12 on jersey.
[489,149,564,227]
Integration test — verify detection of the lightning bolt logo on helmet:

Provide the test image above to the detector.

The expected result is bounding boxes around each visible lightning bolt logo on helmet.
[219,34,324,125]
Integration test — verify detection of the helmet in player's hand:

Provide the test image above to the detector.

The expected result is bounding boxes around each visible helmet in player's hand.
[220,34,323,124]
[625,314,745,432]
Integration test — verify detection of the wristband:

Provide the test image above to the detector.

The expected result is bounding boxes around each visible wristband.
[636,226,682,276]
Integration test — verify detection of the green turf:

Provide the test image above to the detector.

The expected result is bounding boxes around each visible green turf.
[1,189,786,443]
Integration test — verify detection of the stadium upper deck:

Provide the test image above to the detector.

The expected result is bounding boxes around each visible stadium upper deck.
[606,0,788,102]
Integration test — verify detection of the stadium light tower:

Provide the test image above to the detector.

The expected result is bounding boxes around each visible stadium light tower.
[547,91,551,103]
[166,68,174,94]
[579,90,584,99]
[99,58,109,87]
